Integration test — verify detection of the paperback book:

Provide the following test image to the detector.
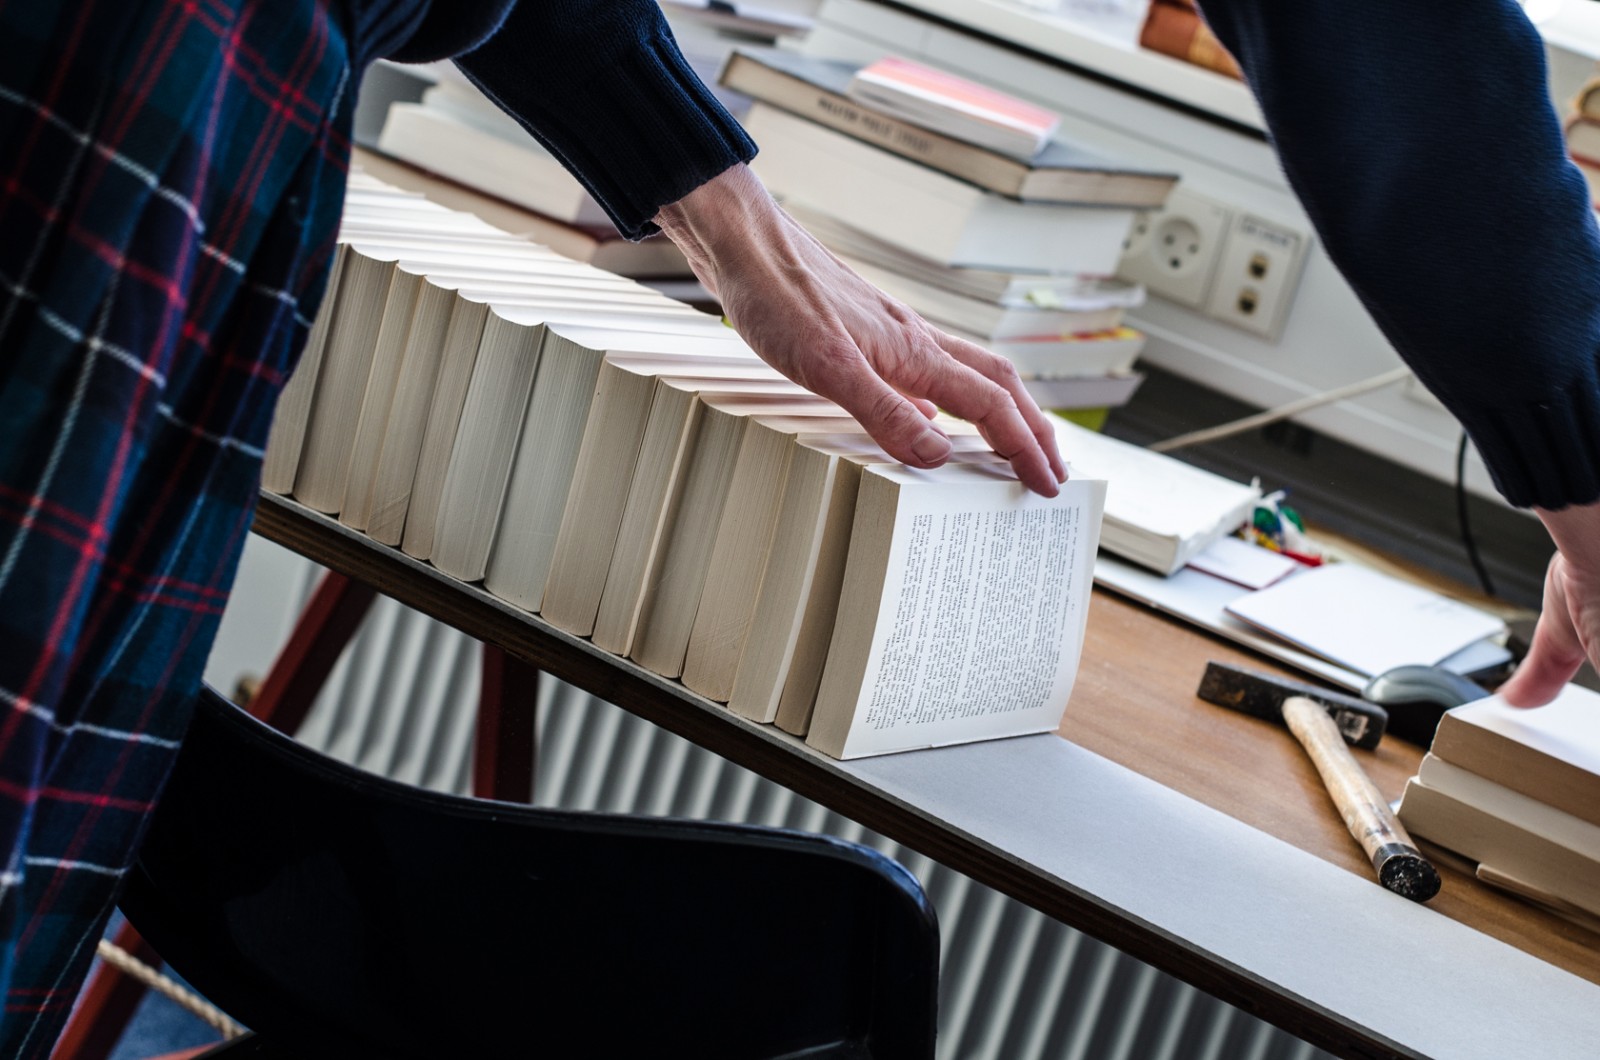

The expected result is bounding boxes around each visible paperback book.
[807,463,1105,758]
[846,55,1062,160]
[1051,416,1258,574]
[746,103,1139,273]
[720,49,1176,205]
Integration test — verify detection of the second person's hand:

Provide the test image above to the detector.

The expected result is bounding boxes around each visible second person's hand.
[1498,500,1600,707]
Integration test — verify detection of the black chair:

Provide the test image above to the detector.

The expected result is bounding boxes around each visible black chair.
[120,686,939,1059]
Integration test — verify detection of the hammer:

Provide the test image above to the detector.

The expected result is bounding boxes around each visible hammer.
[1197,661,1441,903]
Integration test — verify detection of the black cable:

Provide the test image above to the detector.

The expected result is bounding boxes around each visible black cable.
[1456,430,1497,598]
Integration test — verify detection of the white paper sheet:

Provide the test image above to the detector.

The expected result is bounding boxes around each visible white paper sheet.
[1224,564,1506,677]
[1185,535,1300,589]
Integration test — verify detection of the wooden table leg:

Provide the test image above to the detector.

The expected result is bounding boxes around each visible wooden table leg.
[248,572,376,735]
[474,644,538,803]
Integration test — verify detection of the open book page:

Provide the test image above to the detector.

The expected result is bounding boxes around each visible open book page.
[1223,563,1505,677]
[811,464,1105,759]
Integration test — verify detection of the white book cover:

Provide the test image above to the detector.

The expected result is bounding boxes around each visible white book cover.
[1224,564,1506,677]
[746,105,1134,273]
[1050,415,1259,573]
[1442,686,1600,780]
[1416,753,1600,862]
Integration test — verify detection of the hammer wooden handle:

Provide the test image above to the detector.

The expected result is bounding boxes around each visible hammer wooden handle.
[1282,696,1441,902]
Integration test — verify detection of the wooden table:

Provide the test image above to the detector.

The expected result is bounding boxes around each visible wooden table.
[253,492,1600,1060]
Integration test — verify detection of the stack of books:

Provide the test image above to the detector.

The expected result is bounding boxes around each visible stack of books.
[719,48,1177,415]
[352,148,698,283]
[1398,684,1600,926]
[266,169,1107,760]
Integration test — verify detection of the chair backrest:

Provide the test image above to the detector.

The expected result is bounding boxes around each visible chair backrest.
[122,686,939,1059]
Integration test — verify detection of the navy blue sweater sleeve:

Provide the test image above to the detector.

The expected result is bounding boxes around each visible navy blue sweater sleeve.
[453,1,756,241]
[1198,0,1600,509]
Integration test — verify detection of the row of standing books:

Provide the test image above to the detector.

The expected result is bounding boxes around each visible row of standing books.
[266,172,1106,760]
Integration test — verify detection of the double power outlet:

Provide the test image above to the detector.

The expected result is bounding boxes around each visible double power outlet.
[1118,187,1309,341]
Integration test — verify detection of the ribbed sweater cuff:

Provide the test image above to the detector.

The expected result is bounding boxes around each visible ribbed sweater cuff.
[456,16,756,240]
[1456,383,1600,510]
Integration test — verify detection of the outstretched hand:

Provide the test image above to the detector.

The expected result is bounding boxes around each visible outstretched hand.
[654,164,1066,496]
[1497,501,1600,707]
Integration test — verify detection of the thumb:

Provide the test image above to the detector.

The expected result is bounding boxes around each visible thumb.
[1501,617,1585,707]
[1500,559,1586,707]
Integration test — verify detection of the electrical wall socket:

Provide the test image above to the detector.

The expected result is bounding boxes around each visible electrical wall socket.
[1203,212,1310,340]
[1115,188,1233,309]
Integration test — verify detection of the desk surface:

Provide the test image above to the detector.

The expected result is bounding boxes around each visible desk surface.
[253,492,1600,1060]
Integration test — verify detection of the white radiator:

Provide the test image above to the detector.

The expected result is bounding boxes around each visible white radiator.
[208,537,1328,1060]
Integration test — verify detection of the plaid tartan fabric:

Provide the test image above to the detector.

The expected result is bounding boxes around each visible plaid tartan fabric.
[0,0,355,1051]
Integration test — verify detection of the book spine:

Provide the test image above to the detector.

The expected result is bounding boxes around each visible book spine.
[727,63,1025,198]
[262,247,347,495]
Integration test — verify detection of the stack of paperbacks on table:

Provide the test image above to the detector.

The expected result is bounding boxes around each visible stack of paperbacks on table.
[1049,416,1259,575]
[1564,77,1600,208]
[263,170,1109,760]
[1397,684,1600,924]
[371,76,693,279]
[723,48,1176,413]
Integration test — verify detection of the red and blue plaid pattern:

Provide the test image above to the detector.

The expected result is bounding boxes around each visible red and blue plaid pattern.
[0,0,354,1051]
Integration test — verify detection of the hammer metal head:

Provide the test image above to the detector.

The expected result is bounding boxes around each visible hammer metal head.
[1197,661,1389,750]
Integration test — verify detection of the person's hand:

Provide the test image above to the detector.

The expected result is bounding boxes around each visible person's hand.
[1497,501,1600,707]
[653,164,1066,496]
